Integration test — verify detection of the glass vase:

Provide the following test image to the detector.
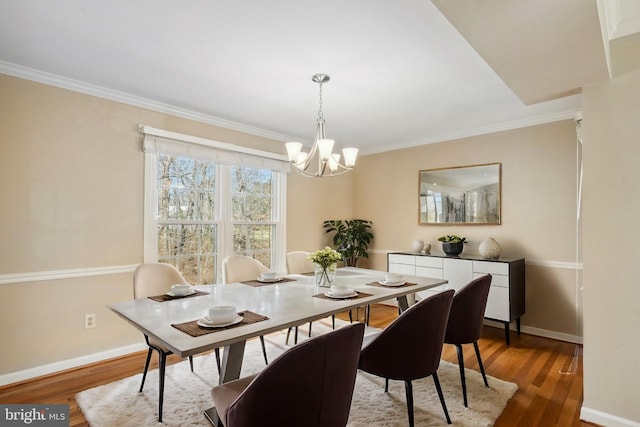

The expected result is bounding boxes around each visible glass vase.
[314,263,337,287]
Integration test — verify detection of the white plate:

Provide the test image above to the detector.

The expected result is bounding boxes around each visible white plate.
[378,280,406,287]
[324,291,358,299]
[256,277,283,283]
[166,290,196,297]
[197,315,243,328]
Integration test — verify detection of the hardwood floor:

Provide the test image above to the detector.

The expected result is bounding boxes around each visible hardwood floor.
[0,304,594,426]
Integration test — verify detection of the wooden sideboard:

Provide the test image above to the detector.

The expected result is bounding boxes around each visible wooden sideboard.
[387,252,525,345]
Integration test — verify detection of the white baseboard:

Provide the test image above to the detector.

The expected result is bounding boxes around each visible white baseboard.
[483,319,583,344]
[376,302,584,344]
[0,343,147,387]
[580,406,640,427]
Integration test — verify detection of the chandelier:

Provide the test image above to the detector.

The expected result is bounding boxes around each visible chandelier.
[285,74,358,177]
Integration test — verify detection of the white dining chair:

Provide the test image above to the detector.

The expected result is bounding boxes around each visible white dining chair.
[221,255,270,364]
[134,262,220,422]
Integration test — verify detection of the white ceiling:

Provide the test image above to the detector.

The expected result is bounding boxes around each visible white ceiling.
[0,0,606,154]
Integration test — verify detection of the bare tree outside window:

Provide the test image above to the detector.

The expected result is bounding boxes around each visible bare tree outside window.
[155,156,276,284]
[231,166,275,268]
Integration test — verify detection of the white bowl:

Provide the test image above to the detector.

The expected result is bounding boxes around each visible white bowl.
[208,306,237,323]
[170,284,191,296]
[261,271,277,280]
[384,273,402,283]
[330,285,353,296]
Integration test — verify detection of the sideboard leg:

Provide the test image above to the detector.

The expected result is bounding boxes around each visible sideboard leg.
[504,322,510,346]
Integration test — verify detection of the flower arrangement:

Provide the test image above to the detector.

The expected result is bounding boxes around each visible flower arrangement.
[307,246,342,268]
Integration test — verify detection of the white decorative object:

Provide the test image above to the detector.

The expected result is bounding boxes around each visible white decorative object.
[412,239,425,252]
[421,243,431,254]
[479,237,503,260]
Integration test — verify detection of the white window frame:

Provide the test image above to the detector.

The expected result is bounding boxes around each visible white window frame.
[140,125,289,279]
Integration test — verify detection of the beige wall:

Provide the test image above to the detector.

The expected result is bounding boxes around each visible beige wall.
[286,171,353,252]
[352,121,582,337]
[0,74,348,376]
[582,68,640,422]
[0,73,584,389]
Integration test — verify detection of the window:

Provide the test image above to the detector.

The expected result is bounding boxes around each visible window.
[142,126,288,285]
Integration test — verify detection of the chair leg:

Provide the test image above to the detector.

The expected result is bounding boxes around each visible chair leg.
[385,378,389,392]
[433,372,451,424]
[285,327,292,345]
[473,341,489,388]
[188,355,194,372]
[295,326,299,344]
[158,351,167,423]
[139,347,153,392]
[260,335,268,365]
[404,380,414,427]
[214,348,221,374]
[308,321,312,337]
[348,309,353,323]
[455,344,468,407]
[332,315,335,329]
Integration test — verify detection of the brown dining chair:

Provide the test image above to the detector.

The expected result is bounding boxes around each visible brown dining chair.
[210,322,365,427]
[358,289,455,426]
[444,274,492,407]
[221,255,270,364]
[133,262,220,422]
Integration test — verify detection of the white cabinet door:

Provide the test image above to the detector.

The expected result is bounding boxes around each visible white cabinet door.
[442,258,473,291]
[388,262,415,276]
[485,285,509,321]
[472,260,509,276]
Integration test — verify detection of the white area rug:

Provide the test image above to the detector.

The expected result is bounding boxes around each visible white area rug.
[76,320,517,426]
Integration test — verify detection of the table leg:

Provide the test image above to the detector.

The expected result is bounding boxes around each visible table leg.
[397,295,410,313]
[204,340,247,425]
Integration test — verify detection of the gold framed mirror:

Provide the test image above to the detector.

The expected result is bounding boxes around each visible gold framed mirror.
[419,163,501,224]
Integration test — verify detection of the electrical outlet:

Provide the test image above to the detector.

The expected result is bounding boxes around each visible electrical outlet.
[85,313,96,328]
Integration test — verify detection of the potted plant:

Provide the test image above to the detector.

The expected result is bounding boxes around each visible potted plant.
[437,235,467,256]
[322,219,373,267]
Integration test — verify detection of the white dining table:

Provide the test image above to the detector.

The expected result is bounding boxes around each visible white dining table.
[109,267,447,424]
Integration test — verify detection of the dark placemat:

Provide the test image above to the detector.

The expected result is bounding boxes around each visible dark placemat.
[240,277,297,287]
[313,291,373,301]
[171,310,269,337]
[148,290,209,302]
[365,281,417,289]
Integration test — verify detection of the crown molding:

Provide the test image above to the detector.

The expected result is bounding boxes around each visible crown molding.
[0,60,296,143]
[1,60,581,156]
[361,108,582,155]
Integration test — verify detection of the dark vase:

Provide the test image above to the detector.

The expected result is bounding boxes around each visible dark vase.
[442,241,464,256]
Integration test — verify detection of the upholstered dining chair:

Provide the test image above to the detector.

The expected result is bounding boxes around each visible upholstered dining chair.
[210,322,365,427]
[286,250,315,275]
[358,290,455,426]
[444,274,492,407]
[133,262,220,422]
[221,255,270,365]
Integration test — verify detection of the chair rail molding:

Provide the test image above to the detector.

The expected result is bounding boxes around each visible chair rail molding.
[0,264,138,285]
